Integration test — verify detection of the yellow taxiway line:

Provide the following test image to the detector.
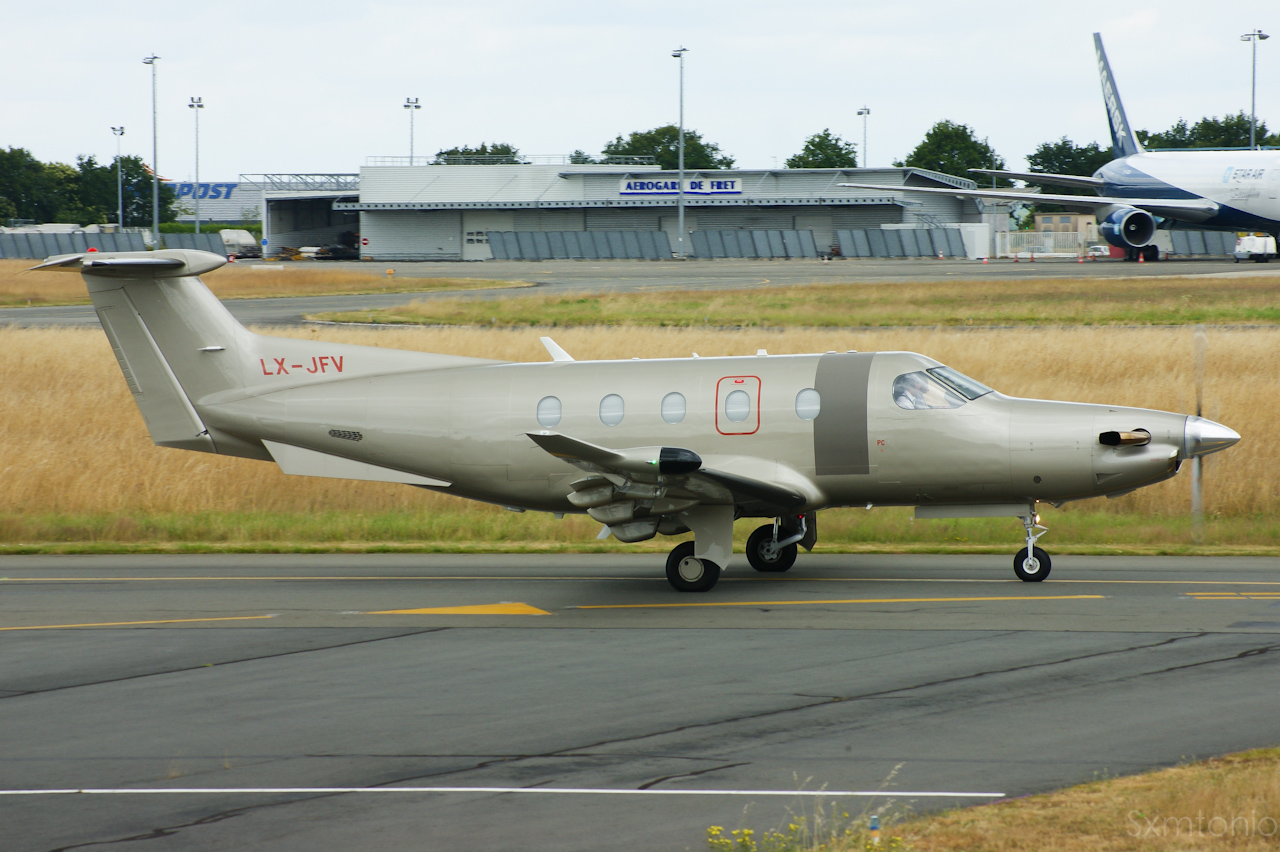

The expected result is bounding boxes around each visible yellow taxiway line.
[369,603,549,615]
[0,615,276,631]
[576,594,1106,610]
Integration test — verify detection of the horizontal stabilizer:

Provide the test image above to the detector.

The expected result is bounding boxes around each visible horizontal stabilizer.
[263,440,451,487]
[30,249,227,279]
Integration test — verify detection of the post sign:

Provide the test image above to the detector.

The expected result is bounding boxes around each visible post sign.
[619,177,741,196]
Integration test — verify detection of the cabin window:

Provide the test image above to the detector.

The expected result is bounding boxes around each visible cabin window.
[599,394,625,426]
[724,389,751,423]
[661,392,686,424]
[795,388,821,420]
[536,396,561,428]
[893,371,966,410]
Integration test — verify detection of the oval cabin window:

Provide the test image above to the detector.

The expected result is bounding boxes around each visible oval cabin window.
[599,394,625,426]
[661,392,686,424]
[795,388,821,420]
[536,396,561,428]
[724,389,751,423]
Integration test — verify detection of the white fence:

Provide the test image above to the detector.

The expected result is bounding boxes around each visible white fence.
[996,230,1088,258]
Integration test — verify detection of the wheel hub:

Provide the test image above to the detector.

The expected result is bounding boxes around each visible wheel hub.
[677,556,705,583]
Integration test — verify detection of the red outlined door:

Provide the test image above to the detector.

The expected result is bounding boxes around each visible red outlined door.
[716,375,761,435]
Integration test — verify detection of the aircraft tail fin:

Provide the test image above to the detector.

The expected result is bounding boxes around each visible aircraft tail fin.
[1094,33,1143,158]
[34,250,258,457]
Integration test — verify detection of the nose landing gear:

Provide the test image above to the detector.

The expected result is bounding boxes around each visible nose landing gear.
[1014,512,1051,581]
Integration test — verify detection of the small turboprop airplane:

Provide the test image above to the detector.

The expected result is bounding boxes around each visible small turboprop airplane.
[35,250,1239,591]
[842,33,1280,261]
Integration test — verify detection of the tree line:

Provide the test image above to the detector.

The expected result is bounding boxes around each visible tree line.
[5,112,1276,225]
[0,147,177,227]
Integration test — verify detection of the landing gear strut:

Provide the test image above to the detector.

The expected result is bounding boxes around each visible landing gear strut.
[1014,512,1051,581]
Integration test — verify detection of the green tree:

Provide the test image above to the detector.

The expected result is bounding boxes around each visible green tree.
[434,142,523,163]
[602,126,735,170]
[116,155,177,227]
[568,150,599,164]
[895,120,1008,183]
[1137,112,1278,149]
[0,147,61,221]
[785,129,857,169]
[1025,137,1113,199]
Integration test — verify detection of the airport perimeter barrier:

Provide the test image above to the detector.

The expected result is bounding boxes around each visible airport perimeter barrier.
[487,230,673,261]
[0,231,148,259]
[689,227,963,259]
[160,233,227,253]
[1168,229,1234,256]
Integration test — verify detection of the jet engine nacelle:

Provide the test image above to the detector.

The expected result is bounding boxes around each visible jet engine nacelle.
[1098,205,1156,248]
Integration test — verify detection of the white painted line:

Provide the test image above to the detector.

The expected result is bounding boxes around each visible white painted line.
[0,786,1004,798]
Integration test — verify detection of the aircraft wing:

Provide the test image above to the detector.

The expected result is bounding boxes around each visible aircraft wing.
[967,169,1105,191]
[526,431,807,512]
[837,183,1220,222]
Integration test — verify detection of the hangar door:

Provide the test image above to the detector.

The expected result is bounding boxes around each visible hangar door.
[462,211,514,261]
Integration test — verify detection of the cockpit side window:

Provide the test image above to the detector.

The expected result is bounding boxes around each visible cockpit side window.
[893,371,966,410]
[927,365,994,400]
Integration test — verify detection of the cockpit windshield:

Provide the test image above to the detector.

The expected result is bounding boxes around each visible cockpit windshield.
[892,372,966,410]
[927,366,994,400]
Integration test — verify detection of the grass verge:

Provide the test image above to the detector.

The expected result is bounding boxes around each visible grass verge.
[1,509,1277,555]
[704,747,1280,851]
[312,274,1280,328]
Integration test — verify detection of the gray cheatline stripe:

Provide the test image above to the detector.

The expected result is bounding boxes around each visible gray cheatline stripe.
[0,786,1005,798]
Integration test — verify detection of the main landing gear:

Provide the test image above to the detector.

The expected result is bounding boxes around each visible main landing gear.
[1014,512,1051,581]
[663,510,811,592]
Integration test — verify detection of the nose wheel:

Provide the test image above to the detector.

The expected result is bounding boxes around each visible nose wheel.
[1014,512,1051,581]
[1014,546,1051,581]
[665,541,721,592]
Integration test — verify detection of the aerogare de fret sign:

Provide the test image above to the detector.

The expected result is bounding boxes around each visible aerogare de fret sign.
[619,177,742,195]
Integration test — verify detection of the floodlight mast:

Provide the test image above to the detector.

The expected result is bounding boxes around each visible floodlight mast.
[189,97,203,233]
[857,106,870,167]
[111,127,125,228]
[405,98,421,163]
[142,55,159,249]
[672,47,688,258]
[1241,30,1270,149]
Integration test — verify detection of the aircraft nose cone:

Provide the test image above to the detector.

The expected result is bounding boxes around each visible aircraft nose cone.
[1184,416,1241,458]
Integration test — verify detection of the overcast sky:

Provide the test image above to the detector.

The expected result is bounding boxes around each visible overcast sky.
[4,1,1276,181]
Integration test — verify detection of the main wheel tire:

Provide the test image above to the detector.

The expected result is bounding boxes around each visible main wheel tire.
[1014,546,1051,582]
[665,541,721,592]
[746,524,797,573]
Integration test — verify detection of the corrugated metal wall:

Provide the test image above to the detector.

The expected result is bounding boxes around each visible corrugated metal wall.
[513,209,586,231]
[360,210,462,260]
[583,209,664,230]
[0,231,148,258]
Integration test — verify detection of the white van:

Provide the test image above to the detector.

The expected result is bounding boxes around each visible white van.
[1234,234,1276,263]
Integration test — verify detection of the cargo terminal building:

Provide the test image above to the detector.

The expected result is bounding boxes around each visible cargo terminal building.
[261,162,999,261]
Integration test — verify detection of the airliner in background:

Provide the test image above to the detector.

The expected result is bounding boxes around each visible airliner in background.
[842,33,1280,261]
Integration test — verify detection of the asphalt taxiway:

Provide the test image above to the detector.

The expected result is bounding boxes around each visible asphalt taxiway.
[1,256,1263,327]
[2,553,1278,851]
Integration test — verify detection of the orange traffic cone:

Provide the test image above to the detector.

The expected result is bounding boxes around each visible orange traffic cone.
[1138,252,1145,263]
[1078,254,1084,263]
[982,256,988,264]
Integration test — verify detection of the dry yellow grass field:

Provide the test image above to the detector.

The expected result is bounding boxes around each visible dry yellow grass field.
[708,747,1280,851]
[0,324,1273,546]
[0,259,528,306]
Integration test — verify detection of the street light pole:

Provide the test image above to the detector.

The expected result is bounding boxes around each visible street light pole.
[671,47,688,258]
[404,98,421,163]
[188,97,203,233]
[1241,30,1270,149]
[111,126,125,227]
[142,55,160,249]
[857,106,870,167]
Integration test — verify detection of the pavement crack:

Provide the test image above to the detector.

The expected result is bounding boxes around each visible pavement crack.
[1141,641,1278,676]
[5,628,449,701]
[638,761,750,790]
